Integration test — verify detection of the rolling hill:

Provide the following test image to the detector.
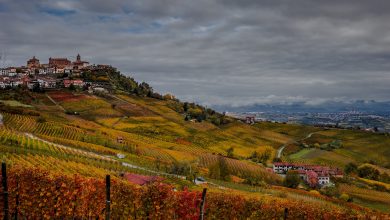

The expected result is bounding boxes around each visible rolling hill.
[0,68,389,218]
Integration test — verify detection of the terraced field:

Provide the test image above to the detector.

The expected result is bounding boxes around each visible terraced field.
[1,89,390,214]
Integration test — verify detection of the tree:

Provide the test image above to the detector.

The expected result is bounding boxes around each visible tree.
[226,147,234,158]
[358,165,380,180]
[69,84,76,91]
[339,193,351,202]
[32,83,43,93]
[259,149,272,165]
[248,149,272,165]
[306,171,318,188]
[196,115,203,122]
[284,170,301,188]
[248,151,259,163]
[36,116,46,123]
[209,162,221,179]
[344,162,358,175]
[379,172,390,183]
[183,102,189,112]
[209,156,230,181]
[273,157,282,163]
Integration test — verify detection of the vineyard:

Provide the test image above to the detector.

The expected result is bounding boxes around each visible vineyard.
[1,88,390,215]
[199,154,282,184]
[1,165,386,219]
[3,113,85,141]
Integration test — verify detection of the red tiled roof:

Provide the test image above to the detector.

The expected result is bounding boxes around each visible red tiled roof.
[123,173,163,185]
[273,162,343,176]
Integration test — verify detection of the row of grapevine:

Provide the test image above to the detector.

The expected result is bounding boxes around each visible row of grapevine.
[2,113,85,141]
[0,128,112,162]
[2,113,37,132]
[36,134,120,156]
[35,122,84,140]
[0,166,383,219]
[0,127,181,180]
[136,146,176,162]
[199,154,282,184]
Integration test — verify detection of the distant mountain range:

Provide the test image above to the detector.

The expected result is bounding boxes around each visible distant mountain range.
[213,100,390,115]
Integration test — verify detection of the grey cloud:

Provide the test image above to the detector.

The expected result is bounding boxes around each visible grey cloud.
[1,0,390,107]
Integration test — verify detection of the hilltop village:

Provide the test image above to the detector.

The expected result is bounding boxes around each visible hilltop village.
[0,55,112,91]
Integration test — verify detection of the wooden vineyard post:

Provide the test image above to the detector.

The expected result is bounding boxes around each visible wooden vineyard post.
[2,162,9,220]
[14,176,19,220]
[105,175,111,220]
[199,188,207,220]
[284,207,288,220]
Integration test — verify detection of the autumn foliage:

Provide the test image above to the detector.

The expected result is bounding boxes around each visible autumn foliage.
[0,166,387,219]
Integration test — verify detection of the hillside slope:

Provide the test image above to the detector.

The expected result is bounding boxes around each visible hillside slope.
[1,69,390,215]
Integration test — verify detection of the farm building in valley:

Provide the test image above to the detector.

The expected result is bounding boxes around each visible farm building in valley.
[273,162,343,187]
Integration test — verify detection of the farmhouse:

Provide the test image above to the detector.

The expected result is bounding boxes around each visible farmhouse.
[273,162,341,186]
[317,172,330,185]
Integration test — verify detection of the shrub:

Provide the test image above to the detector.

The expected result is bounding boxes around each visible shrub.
[344,162,358,175]
[309,190,320,195]
[36,116,46,123]
[358,165,380,180]
[339,193,350,202]
[283,171,301,188]
[0,166,385,219]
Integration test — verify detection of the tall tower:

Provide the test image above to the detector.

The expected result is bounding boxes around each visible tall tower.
[77,54,81,61]
[27,56,40,68]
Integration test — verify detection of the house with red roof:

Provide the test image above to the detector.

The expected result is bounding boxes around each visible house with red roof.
[273,162,340,187]
[63,79,84,88]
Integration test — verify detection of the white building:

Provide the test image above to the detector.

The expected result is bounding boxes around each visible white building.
[10,79,23,87]
[0,80,6,89]
[0,68,10,76]
[317,174,330,185]
[39,68,48,75]
[273,162,341,187]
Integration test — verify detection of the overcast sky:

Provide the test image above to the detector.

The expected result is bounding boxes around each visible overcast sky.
[1,0,390,107]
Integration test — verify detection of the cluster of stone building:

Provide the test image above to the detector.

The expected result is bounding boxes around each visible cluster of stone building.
[0,55,110,90]
[273,162,344,187]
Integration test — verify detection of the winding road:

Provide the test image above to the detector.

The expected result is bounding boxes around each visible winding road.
[276,132,318,158]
